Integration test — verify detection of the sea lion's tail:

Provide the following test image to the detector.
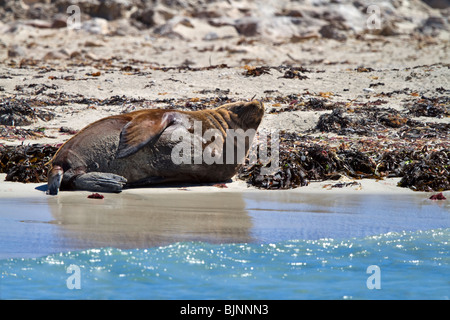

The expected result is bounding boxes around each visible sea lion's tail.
[47,165,63,195]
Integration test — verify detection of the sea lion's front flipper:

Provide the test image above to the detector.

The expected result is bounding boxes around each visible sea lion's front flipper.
[47,165,63,195]
[116,112,177,158]
[72,172,127,193]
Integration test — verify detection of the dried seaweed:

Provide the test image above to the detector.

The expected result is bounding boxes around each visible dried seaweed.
[0,144,58,183]
[325,181,361,189]
[406,96,449,118]
[316,108,351,132]
[0,97,55,125]
[398,149,450,191]
[356,67,375,72]
[0,125,48,141]
[242,65,271,77]
[269,96,335,114]
[379,112,409,128]
[278,67,309,80]
[14,83,59,95]
[310,101,449,140]
[239,132,345,189]
[238,131,450,191]
[196,88,230,96]
[150,63,229,72]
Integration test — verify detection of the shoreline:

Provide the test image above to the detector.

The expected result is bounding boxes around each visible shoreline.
[1,173,448,260]
[0,173,444,198]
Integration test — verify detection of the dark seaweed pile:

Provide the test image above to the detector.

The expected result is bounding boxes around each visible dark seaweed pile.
[397,149,450,191]
[238,131,450,192]
[0,144,58,183]
[0,97,55,126]
[406,96,449,118]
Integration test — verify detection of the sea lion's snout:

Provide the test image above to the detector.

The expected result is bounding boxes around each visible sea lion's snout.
[220,100,265,130]
[245,100,265,115]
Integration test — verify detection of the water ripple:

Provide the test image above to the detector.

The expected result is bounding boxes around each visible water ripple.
[1,229,449,299]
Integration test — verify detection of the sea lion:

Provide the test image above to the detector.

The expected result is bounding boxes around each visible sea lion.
[47,100,264,195]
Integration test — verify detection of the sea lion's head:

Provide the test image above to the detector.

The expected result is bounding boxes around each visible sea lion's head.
[218,100,265,131]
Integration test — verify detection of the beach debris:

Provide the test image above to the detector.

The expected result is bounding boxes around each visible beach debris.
[268,95,334,114]
[406,96,449,118]
[429,193,446,200]
[278,67,309,80]
[242,65,271,77]
[0,126,48,141]
[316,108,351,133]
[87,71,102,77]
[59,127,79,135]
[87,193,105,199]
[238,130,449,192]
[0,144,58,183]
[379,112,408,128]
[0,97,55,126]
[213,183,228,188]
[323,181,361,189]
[239,132,344,189]
[398,149,450,192]
[356,67,375,73]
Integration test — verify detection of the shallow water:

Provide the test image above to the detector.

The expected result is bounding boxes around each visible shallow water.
[0,191,449,299]
[1,229,449,299]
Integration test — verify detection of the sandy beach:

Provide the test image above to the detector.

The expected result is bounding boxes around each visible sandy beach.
[0,1,449,259]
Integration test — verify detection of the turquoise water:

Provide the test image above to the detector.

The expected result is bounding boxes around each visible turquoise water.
[1,228,449,300]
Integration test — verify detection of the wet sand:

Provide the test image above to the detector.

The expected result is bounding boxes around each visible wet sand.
[1,174,448,260]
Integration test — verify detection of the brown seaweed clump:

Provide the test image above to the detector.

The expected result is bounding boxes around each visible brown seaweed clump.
[316,108,351,132]
[238,132,376,189]
[406,96,449,118]
[242,65,271,77]
[398,149,450,191]
[238,131,449,192]
[0,97,55,126]
[0,144,58,183]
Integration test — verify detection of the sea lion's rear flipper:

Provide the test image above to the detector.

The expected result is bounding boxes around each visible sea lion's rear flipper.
[72,172,127,193]
[116,112,177,158]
